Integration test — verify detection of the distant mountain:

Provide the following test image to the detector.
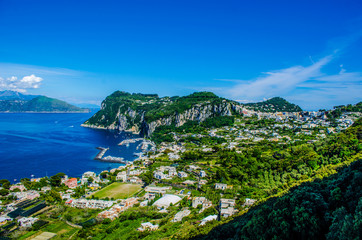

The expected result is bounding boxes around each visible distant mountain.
[0,90,39,101]
[245,97,302,112]
[0,91,89,113]
[75,103,101,109]
[22,96,89,112]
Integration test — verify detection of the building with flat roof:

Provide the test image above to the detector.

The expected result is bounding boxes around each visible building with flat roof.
[153,194,182,209]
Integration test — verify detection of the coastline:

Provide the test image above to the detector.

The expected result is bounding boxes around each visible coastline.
[81,123,108,130]
[0,111,90,113]
[81,123,141,135]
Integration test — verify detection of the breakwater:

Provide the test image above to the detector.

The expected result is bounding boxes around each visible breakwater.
[95,147,109,160]
[94,147,129,164]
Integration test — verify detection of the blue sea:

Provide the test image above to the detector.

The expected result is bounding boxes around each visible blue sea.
[0,112,141,182]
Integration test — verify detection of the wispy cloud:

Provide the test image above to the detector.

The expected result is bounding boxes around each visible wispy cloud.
[212,52,361,110]
[228,55,333,100]
[0,63,82,77]
[213,79,245,83]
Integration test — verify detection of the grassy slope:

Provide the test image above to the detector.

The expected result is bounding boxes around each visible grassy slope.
[92,182,142,199]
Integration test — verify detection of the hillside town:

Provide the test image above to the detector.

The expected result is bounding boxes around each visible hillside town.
[0,107,360,239]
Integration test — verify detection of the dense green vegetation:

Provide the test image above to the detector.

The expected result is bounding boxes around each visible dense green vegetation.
[4,90,360,240]
[193,159,362,240]
[151,116,234,144]
[0,96,87,112]
[66,119,361,239]
[328,101,362,119]
[178,118,361,200]
[245,97,302,112]
[84,91,237,135]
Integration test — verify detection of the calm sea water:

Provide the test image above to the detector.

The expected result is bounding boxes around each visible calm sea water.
[0,112,140,182]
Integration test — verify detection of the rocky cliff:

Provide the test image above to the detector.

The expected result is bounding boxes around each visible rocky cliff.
[82,91,243,137]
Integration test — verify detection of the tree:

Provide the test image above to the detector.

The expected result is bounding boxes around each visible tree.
[0,189,9,196]
[87,177,94,184]
[140,171,153,185]
[0,179,10,189]
[48,189,62,202]
[101,172,108,178]
[50,173,65,187]
[50,175,61,187]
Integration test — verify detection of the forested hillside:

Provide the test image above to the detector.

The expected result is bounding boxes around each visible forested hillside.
[83,91,241,136]
[328,101,362,119]
[245,97,302,112]
[193,160,362,240]
[191,119,362,240]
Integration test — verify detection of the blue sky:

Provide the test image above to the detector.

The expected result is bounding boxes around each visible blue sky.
[0,0,361,110]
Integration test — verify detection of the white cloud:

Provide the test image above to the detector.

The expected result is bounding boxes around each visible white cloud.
[0,74,43,92]
[20,74,43,88]
[228,55,333,100]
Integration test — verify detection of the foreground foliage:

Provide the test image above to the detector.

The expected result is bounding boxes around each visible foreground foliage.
[193,159,362,240]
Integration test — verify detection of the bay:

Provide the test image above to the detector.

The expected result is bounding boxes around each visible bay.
[0,112,140,182]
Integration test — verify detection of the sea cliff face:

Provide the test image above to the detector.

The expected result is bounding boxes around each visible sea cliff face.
[82,91,243,137]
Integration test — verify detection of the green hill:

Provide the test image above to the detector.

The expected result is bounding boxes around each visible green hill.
[83,91,242,136]
[22,96,88,112]
[245,97,302,112]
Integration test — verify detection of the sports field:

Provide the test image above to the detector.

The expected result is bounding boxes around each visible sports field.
[92,182,142,199]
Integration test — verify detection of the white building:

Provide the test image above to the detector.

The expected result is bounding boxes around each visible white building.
[18,217,38,228]
[116,172,128,182]
[220,198,237,218]
[177,171,188,178]
[82,171,96,179]
[243,198,256,207]
[192,197,213,212]
[145,186,171,194]
[153,171,168,180]
[168,152,180,160]
[215,183,227,190]
[199,215,217,226]
[138,222,159,231]
[66,199,115,209]
[152,194,182,209]
[172,209,191,222]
